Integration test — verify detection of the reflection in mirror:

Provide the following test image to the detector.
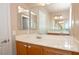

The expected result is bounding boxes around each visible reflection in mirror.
[18,6,30,30]
[17,5,38,34]
[30,8,38,33]
[46,3,71,35]
[17,3,71,35]
[30,11,37,30]
[21,15,29,30]
[38,3,71,35]
[48,9,70,34]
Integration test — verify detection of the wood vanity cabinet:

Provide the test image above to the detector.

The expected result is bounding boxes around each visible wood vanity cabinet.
[16,41,42,55]
[16,41,79,55]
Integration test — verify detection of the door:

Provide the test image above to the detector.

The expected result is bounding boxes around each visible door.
[0,3,12,55]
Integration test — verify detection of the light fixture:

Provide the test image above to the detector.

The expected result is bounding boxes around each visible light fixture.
[37,3,50,6]
[54,15,64,20]
[59,16,64,19]
[54,16,59,19]
[31,12,36,15]
[18,6,23,13]
[18,6,29,13]
[38,3,46,6]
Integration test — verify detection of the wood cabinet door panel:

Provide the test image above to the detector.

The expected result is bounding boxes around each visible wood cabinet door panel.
[27,44,42,55]
[16,41,28,55]
[43,47,72,55]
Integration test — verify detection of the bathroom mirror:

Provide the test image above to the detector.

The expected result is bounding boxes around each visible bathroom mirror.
[17,6,30,30]
[47,4,71,35]
[17,5,38,33]
[38,3,71,35]
[48,9,70,35]
[17,3,71,35]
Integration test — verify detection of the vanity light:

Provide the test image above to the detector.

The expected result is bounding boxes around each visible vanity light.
[18,6,29,13]
[37,3,50,6]
[60,16,64,19]
[46,3,51,5]
[18,6,21,10]
[18,6,23,13]
[54,16,59,19]
[31,12,36,15]
[22,14,29,18]
[54,15,64,19]
[38,3,46,6]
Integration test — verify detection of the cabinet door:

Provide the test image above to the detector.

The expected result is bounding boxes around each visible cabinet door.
[27,44,42,55]
[72,52,79,55]
[43,47,72,55]
[16,41,28,55]
[43,47,60,55]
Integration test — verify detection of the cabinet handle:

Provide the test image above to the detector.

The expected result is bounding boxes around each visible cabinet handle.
[24,45,27,47]
[28,45,31,48]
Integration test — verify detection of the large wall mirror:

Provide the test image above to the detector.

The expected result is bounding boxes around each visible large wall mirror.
[38,3,71,35]
[50,4,71,35]
[48,8,71,35]
[17,5,38,33]
[17,3,71,35]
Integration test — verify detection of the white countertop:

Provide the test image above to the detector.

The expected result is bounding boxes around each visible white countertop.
[16,34,79,52]
[48,30,69,34]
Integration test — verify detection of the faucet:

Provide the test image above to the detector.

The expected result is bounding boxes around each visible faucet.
[36,36,42,39]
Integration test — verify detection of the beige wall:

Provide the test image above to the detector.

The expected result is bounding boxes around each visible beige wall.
[71,3,79,40]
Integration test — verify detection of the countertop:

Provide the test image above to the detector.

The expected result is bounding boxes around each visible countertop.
[16,34,79,52]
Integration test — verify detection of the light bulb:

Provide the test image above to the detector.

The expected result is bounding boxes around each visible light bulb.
[54,16,58,19]
[60,16,64,19]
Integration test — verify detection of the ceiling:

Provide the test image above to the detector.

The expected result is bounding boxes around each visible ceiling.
[25,3,71,13]
[45,3,71,12]
[34,3,71,13]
